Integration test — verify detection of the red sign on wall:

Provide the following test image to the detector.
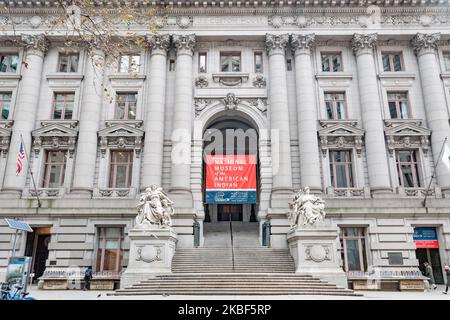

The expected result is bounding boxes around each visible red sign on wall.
[205,155,257,204]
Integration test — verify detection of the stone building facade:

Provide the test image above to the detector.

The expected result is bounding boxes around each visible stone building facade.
[1,1,450,290]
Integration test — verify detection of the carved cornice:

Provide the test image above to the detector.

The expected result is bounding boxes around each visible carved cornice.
[98,121,144,158]
[147,34,171,53]
[318,120,365,157]
[265,33,289,56]
[291,34,316,55]
[411,33,441,56]
[21,34,49,54]
[172,34,196,55]
[351,33,377,56]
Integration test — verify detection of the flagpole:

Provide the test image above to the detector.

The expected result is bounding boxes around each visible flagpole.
[20,134,41,208]
[422,137,448,208]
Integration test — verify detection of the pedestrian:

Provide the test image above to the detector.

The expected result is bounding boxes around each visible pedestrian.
[83,266,93,291]
[443,265,450,294]
[424,262,437,290]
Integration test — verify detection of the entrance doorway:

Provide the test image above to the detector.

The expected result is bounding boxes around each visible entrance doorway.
[416,248,444,284]
[218,205,243,221]
[24,227,51,282]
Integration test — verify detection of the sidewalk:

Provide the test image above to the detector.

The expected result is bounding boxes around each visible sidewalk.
[27,285,450,300]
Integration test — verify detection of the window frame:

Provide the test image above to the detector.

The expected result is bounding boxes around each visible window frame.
[395,149,422,188]
[0,53,19,73]
[0,91,13,120]
[41,150,67,188]
[381,51,404,72]
[57,52,80,73]
[219,51,241,72]
[387,91,410,119]
[95,226,125,273]
[198,52,207,73]
[321,52,343,72]
[118,53,141,74]
[52,92,75,120]
[324,92,347,120]
[254,51,263,73]
[443,51,450,72]
[114,92,138,120]
[109,150,133,188]
[339,227,368,272]
[329,150,355,189]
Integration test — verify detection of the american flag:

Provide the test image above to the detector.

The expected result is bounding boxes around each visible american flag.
[16,142,25,176]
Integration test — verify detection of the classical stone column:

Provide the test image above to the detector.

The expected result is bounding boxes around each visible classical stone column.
[170,34,195,202]
[141,34,170,190]
[411,33,450,193]
[291,34,322,193]
[71,49,105,195]
[265,34,293,199]
[352,33,392,195]
[2,35,48,194]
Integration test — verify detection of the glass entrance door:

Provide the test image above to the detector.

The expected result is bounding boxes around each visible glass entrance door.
[218,204,243,221]
[416,248,444,284]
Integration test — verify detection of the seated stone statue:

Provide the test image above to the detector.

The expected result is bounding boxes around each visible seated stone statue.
[289,186,326,228]
[135,185,174,229]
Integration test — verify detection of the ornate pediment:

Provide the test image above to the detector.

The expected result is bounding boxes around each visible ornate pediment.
[98,121,144,158]
[194,95,268,117]
[318,120,365,157]
[32,121,79,157]
[384,119,431,156]
[0,120,13,157]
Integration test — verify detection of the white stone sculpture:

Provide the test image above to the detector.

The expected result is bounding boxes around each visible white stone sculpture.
[289,187,326,228]
[135,185,175,228]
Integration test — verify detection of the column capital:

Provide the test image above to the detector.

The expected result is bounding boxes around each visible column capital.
[20,34,49,55]
[265,33,289,56]
[411,33,440,56]
[291,33,316,55]
[351,33,377,56]
[172,34,196,55]
[147,34,171,55]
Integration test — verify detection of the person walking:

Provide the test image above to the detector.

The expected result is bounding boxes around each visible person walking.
[443,265,450,294]
[83,266,93,291]
[424,262,437,290]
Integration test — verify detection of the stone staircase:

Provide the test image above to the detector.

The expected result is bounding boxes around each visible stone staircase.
[115,247,362,296]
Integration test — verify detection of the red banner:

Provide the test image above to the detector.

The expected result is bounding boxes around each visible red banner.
[206,155,256,190]
[414,240,439,249]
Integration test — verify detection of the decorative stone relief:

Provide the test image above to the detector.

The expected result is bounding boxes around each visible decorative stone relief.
[147,34,171,52]
[194,99,211,116]
[195,75,208,88]
[252,75,266,88]
[21,34,50,53]
[136,246,162,263]
[265,33,289,55]
[176,16,193,29]
[249,98,268,115]
[31,121,79,157]
[0,121,13,157]
[291,33,316,53]
[98,121,144,158]
[318,120,365,157]
[351,33,378,55]
[223,93,240,110]
[305,245,331,263]
[384,120,431,157]
[173,34,196,53]
[411,33,440,56]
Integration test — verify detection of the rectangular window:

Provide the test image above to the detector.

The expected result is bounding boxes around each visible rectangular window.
[52,92,74,120]
[324,92,347,120]
[58,53,79,72]
[109,150,133,188]
[119,54,140,73]
[329,150,354,188]
[254,51,263,73]
[382,52,403,72]
[443,52,450,72]
[0,92,12,120]
[340,227,367,272]
[96,227,125,273]
[387,92,409,119]
[198,52,207,73]
[396,150,421,188]
[0,53,19,73]
[321,52,342,72]
[169,59,176,72]
[42,150,66,188]
[115,92,137,120]
[286,59,292,71]
[220,52,241,72]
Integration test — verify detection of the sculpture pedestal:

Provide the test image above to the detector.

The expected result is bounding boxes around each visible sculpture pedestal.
[120,227,177,289]
[287,225,348,288]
